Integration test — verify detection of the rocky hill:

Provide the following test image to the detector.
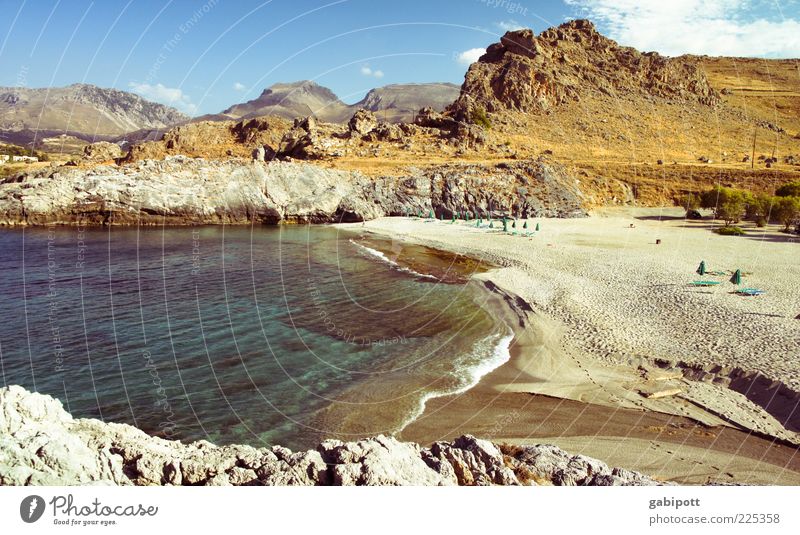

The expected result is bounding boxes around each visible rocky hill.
[219,80,459,123]
[0,385,661,485]
[355,83,460,122]
[0,83,189,147]
[450,19,719,118]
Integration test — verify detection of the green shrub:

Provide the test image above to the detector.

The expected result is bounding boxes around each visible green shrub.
[714,226,745,236]
[772,196,800,231]
[776,181,800,197]
[469,107,491,130]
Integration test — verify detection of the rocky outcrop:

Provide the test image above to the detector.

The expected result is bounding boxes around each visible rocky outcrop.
[348,108,378,137]
[0,156,586,226]
[450,19,720,120]
[0,385,662,486]
[79,141,124,162]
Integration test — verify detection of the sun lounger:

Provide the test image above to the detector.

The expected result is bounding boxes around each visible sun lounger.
[735,288,765,296]
[689,281,721,287]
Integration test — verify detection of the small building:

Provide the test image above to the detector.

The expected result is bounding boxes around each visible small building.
[11,155,38,163]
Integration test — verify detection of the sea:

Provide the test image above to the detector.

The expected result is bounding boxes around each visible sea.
[0,224,511,450]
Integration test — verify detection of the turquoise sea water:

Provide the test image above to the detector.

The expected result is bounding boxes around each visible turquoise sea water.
[0,224,508,450]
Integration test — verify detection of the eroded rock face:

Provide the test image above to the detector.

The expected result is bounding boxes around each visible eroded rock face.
[450,19,720,119]
[0,157,586,225]
[348,109,378,137]
[0,386,663,486]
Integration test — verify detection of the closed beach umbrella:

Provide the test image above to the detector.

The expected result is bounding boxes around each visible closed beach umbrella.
[429,210,434,219]
[535,223,540,232]
[696,261,706,275]
[502,218,508,232]
[523,221,528,229]
[730,269,742,285]
[451,214,456,223]
[512,220,517,229]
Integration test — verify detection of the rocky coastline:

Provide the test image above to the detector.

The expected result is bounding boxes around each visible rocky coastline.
[0,156,586,227]
[0,385,661,486]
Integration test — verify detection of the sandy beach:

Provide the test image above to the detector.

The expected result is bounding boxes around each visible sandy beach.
[337,207,800,484]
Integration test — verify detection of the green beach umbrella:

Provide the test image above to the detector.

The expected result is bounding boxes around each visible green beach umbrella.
[439,213,444,221]
[535,223,540,232]
[502,218,508,232]
[696,261,706,276]
[476,220,480,227]
[451,214,456,223]
[523,221,528,230]
[730,269,742,285]
[489,220,494,228]
[429,210,434,219]
[512,220,517,229]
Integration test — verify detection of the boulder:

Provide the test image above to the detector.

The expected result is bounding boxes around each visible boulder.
[81,141,124,162]
[348,109,378,136]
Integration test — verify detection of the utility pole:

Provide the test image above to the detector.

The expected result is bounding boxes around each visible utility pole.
[751,128,756,169]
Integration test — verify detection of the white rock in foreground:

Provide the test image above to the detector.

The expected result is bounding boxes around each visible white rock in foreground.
[0,385,661,486]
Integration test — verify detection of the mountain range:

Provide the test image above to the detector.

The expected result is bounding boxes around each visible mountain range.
[0,80,460,151]
[213,81,459,124]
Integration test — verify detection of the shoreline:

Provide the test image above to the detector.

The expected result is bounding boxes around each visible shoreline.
[337,209,800,484]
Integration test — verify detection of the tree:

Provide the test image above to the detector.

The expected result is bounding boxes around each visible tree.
[701,186,749,226]
[678,193,701,214]
[745,193,774,227]
[776,181,800,198]
[772,196,800,231]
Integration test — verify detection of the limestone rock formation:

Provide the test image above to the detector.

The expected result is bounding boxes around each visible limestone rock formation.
[80,141,124,162]
[0,157,586,225]
[0,385,663,486]
[450,19,720,120]
[348,109,379,137]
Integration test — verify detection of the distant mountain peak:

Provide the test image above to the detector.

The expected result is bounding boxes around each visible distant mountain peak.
[222,81,459,123]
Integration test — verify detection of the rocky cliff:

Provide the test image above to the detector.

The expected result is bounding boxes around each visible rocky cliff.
[0,385,661,486]
[451,19,719,118]
[0,156,585,226]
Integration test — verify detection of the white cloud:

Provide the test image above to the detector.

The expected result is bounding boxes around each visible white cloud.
[566,0,800,57]
[495,20,527,32]
[360,65,385,78]
[233,82,246,92]
[456,48,486,66]
[128,82,197,114]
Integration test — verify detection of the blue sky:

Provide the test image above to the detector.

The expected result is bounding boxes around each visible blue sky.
[1,0,798,116]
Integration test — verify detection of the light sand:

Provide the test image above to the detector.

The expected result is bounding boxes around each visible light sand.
[336,207,800,483]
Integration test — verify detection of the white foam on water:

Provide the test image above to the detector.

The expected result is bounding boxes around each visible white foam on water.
[395,328,515,434]
[350,239,438,280]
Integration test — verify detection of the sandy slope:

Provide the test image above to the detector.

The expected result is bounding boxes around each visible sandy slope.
[336,207,800,483]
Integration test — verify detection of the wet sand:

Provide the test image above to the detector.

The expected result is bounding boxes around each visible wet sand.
[338,208,800,484]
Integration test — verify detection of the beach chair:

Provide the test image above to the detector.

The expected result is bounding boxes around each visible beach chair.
[735,288,765,296]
